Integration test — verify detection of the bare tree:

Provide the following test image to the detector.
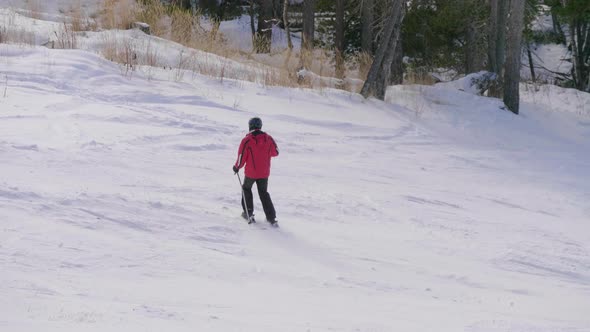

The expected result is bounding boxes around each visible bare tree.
[503,0,526,114]
[465,16,478,73]
[361,0,374,55]
[488,0,507,97]
[390,33,403,85]
[256,0,273,53]
[273,0,281,18]
[547,0,590,92]
[299,0,316,70]
[335,0,345,81]
[569,10,590,92]
[190,0,198,17]
[283,0,292,50]
[464,0,487,74]
[550,5,566,44]
[359,0,375,75]
[526,43,536,83]
[249,0,256,38]
[361,0,405,100]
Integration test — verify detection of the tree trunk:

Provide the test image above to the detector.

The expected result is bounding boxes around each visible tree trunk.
[249,0,256,39]
[273,0,281,19]
[495,0,507,73]
[527,43,536,83]
[300,0,316,70]
[190,0,198,17]
[488,0,507,97]
[361,0,405,100]
[361,0,374,54]
[360,0,374,76]
[571,18,590,92]
[335,0,345,81]
[390,33,403,85]
[585,23,590,92]
[503,0,525,114]
[376,17,404,100]
[256,0,273,53]
[465,19,478,73]
[283,0,292,49]
[550,7,566,45]
[488,0,498,73]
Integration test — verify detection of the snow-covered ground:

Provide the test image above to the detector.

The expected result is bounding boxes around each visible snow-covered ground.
[219,14,299,53]
[521,4,572,84]
[2,3,590,332]
[0,0,101,24]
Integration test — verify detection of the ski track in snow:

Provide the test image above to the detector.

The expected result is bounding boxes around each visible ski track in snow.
[1,24,590,332]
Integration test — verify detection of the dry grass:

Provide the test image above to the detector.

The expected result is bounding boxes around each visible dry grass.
[136,39,161,81]
[261,66,299,88]
[174,50,190,81]
[317,49,331,91]
[135,0,167,36]
[93,1,360,90]
[100,33,137,71]
[241,46,363,92]
[2,0,367,92]
[405,68,437,85]
[0,26,36,45]
[169,6,194,45]
[68,0,86,32]
[54,22,78,49]
[126,1,249,79]
[26,0,43,20]
[165,46,301,89]
[100,0,138,30]
[99,32,170,79]
[142,39,161,67]
[355,51,373,81]
[95,1,310,88]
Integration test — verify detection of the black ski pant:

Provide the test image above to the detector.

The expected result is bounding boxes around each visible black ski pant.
[242,177,276,221]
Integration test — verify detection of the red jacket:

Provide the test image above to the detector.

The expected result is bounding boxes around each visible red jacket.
[234,130,279,179]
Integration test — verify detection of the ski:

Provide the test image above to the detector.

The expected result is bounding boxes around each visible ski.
[241,212,256,224]
[240,213,280,228]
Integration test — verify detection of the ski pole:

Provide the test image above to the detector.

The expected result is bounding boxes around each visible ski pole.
[236,172,251,222]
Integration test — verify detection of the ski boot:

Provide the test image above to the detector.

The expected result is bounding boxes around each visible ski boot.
[266,218,278,227]
[242,211,256,224]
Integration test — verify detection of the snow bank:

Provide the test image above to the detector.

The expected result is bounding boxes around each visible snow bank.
[521,83,590,117]
[521,43,572,84]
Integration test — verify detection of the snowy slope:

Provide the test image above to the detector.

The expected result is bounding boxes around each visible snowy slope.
[2,43,589,332]
[0,0,102,23]
[1,2,590,331]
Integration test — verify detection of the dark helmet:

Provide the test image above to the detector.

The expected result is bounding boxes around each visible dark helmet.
[248,117,262,131]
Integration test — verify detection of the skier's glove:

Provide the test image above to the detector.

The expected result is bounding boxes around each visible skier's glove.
[232,165,239,174]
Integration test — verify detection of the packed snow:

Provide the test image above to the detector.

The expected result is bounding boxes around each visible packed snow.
[1,3,590,332]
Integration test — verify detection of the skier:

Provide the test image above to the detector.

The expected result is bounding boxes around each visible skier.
[233,117,279,225]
